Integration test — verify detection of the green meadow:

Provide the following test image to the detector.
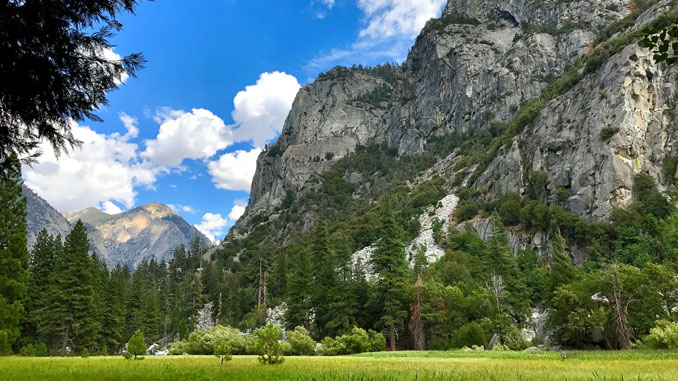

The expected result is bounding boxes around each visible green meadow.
[2,351,678,380]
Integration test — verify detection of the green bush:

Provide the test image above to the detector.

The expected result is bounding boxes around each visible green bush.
[19,342,47,357]
[455,199,480,222]
[286,326,316,355]
[644,320,678,349]
[367,329,386,352]
[214,340,233,365]
[499,199,522,226]
[453,322,487,349]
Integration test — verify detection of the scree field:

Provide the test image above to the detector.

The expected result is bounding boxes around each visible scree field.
[2,351,678,380]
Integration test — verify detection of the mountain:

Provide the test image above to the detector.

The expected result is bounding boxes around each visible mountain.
[24,185,73,248]
[226,0,678,257]
[24,186,210,268]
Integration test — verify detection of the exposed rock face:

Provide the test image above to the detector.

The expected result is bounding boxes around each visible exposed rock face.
[232,0,677,248]
[62,202,211,268]
[24,185,72,247]
[24,187,210,268]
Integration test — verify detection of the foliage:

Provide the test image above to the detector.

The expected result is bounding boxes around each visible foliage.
[453,322,487,349]
[644,320,678,349]
[0,156,28,355]
[214,340,233,365]
[127,330,146,359]
[286,326,316,356]
[254,323,285,365]
[0,0,146,168]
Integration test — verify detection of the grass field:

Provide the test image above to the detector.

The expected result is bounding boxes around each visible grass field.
[2,351,678,380]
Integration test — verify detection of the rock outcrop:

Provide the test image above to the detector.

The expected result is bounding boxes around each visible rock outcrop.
[230,0,678,254]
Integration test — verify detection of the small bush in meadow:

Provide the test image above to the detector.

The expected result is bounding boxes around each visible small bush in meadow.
[644,320,678,349]
[214,340,232,365]
[286,326,316,355]
[254,323,285,365]
[128,330,147,359]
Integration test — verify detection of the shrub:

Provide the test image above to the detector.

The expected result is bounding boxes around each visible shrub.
[338,327,370,354]
[644,320,678,349]
[19,342,47,357]
[499,199,522,226]
[367,329,386,352]
[254,323,285,365]
[128,330,146,359]
[286,326,316,355]
[600,125,619,141]
[317,337,341,356]
[455,199,480,222]
[453,322,487,349]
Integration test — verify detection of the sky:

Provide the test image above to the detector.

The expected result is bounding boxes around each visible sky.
[22,0,447,243]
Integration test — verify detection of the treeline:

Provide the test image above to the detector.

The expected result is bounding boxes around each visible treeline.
[17,225,212,356]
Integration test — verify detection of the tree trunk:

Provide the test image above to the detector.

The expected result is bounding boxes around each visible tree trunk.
[389,323,396,351]
[60,327,70,357]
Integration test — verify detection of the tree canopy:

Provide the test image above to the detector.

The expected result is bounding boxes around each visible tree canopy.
[0,0,146,168]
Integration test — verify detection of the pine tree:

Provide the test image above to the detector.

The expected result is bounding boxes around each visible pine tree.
[0,156,29,355]
[549,227,576,291]
[485,213,529,318]
[285,249,313,330]
[371,205,409,351]
[409,274,425,350]
[310,221,336,337]
[21,229,56,346]
[44,221,98,355]
[100,265,127,354]
[127,329,146,359]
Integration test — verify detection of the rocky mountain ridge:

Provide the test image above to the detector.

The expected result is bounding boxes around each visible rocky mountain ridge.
[226,0,678,263]
[24,186,210,268]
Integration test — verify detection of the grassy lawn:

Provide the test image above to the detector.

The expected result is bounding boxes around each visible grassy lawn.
[2,351,678,380]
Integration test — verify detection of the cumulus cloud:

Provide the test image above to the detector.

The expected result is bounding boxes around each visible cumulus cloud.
[307,0,446,72]
[100,200,123,215]
[142,108,233,166]
[207,149,262,192]
[194,213,228,243]
[23,120,160,212]
[232,72,300,148]
[118,112,139,140]
[228,199,248,221]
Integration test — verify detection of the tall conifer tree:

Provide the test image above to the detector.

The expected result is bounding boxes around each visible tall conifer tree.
[0,156,28,355]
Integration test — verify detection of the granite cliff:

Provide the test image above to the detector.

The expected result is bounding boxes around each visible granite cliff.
[228,0,677,263]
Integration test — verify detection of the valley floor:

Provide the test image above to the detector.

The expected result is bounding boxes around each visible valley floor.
[2,351,678,380]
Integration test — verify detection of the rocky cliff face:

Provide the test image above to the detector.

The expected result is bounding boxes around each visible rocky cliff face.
[25,185,210,268]
[24,185,72,247]
[62,203,211,268]
[232,0,677,252]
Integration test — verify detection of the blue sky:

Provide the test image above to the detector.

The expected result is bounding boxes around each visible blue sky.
[22,0,446,242]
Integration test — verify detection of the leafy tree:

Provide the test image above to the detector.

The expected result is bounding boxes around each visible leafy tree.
[0,156,28,355]
[453,322,487,348]
[127,329,146,359]
[0,0,146,168]
[644,320,678,349]
[371,205,409,351]
[214,340,233,365]
[254,323,285,365]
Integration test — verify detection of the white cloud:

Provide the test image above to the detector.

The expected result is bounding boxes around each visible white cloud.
[142,108,233,166]
[320,0,335,8]
[100,200,123,215]
[208,148,262,192]
[228,199,248,221]
[232,72,301,148]
[118,112,139,140]
[306,0,446,72]
[194,213,228,243]
[23,120,160,212]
